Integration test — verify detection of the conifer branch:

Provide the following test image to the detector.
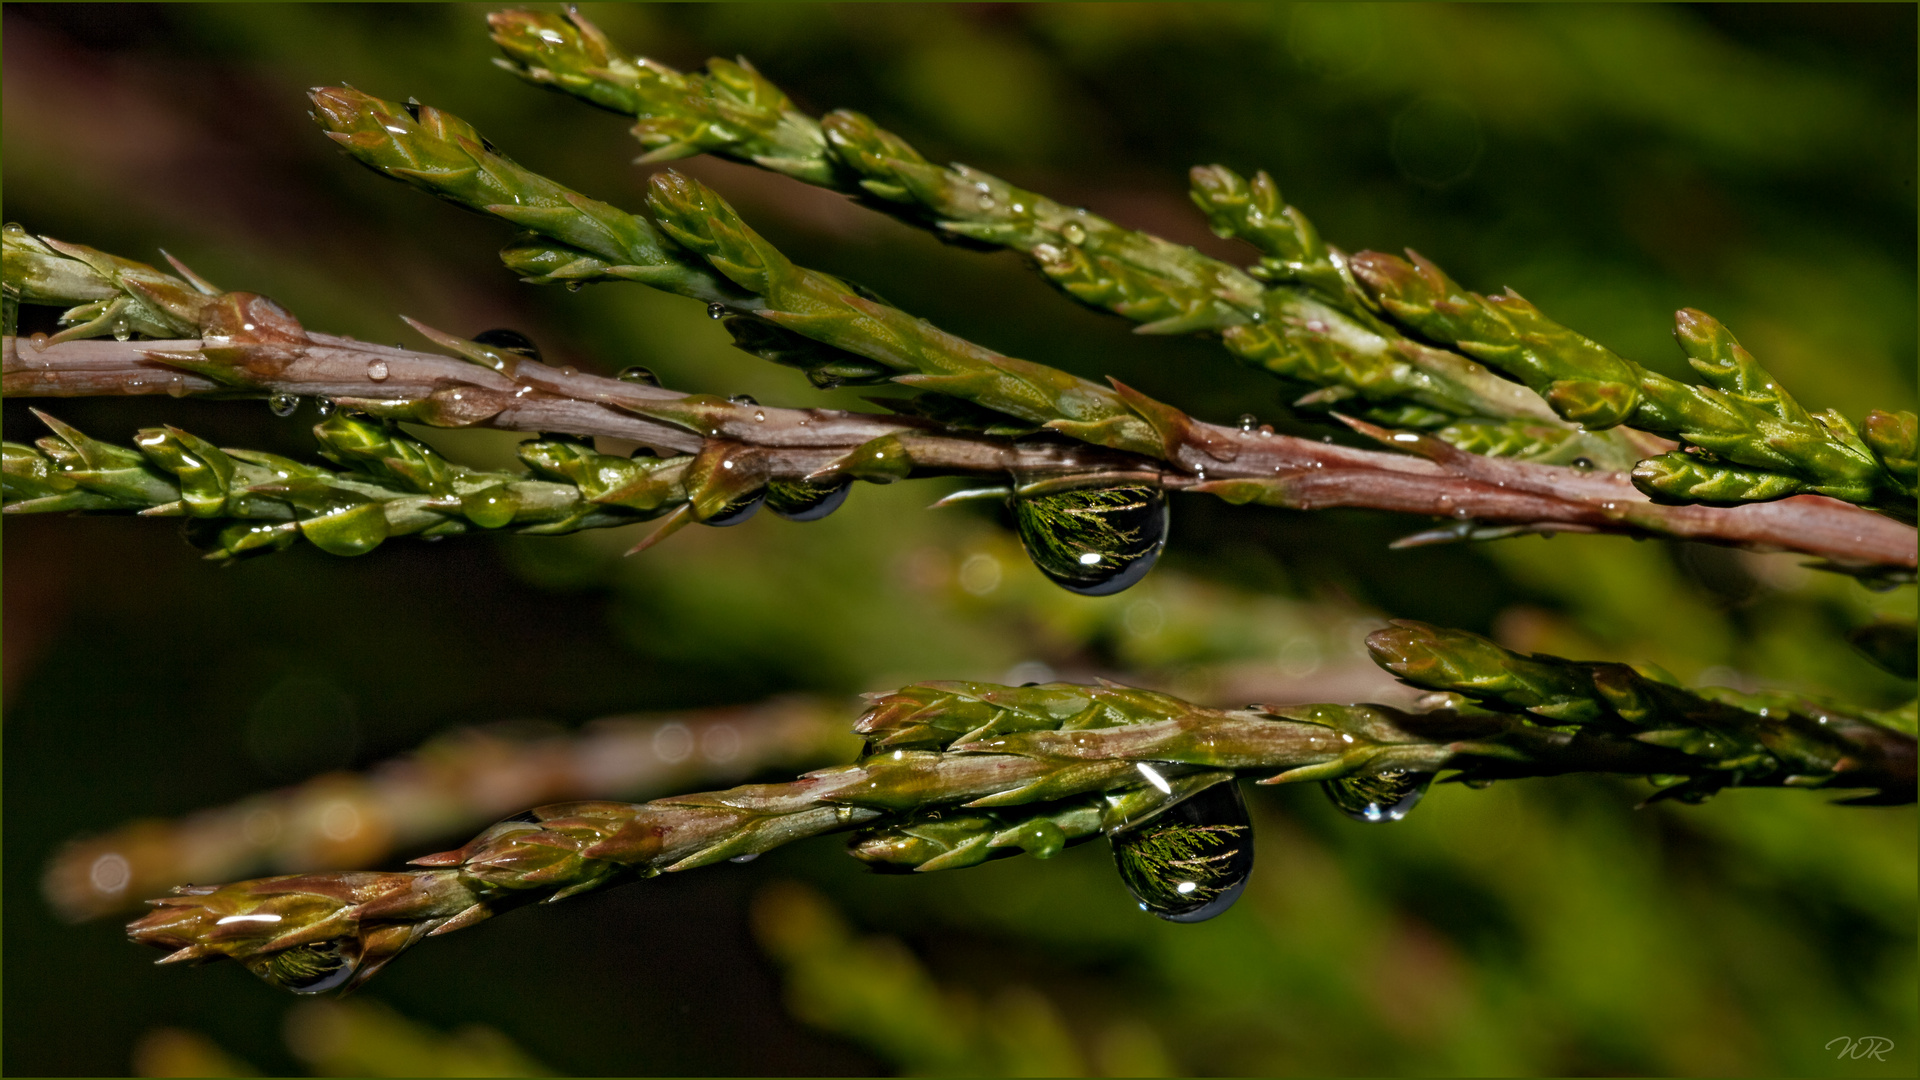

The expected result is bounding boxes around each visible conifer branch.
[483,9,1647,467]
[46,697,853,922]
[125,621,1913,993]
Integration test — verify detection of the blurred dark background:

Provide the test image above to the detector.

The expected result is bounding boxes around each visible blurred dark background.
[4,3,1915,1076]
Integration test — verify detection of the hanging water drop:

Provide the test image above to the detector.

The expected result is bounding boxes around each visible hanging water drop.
[314,397,337,417]
[268,393,300,418]
[1061,222,1088,245]
[1238,413,1258,432]
[1110,779,1253,923]
[707,302,727,320]
[698,489,766,527]
[471,328,541,362]
[765,478,851,522]
[617,366,660,386]
[1011,481,1168,596]
[566,281,584,293]
[366,359,390,381]
[729,394,757,406]
[1322,770,1433,823]
[241,939,358,994]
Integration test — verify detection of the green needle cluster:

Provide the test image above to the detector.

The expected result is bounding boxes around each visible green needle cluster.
[1351,252,1917,518]
[309,86,1187,459]
[484,8,1642,467]
[2,411,687,559]
[308,87,744,306]
[125,634,1911,993]
[3,225,217,342]
[1369,620,1917,803]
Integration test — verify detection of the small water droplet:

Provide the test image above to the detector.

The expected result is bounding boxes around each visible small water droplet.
[698,490,766,527]
[1011,482,1168,596]
[3,222,25,236]
[729,852,760,863]
[242,938,358,995]
[766,478,851,522]
[1111,780,1253,922]
[1571,457,1594,470]
[1061,222,1088,245]
[617,366,660,386]
[753,410,766,422]
[976,194,996,210]
[111,318,132,342]
[471,328,541,362]
[27,332,50,351]
[366,360,390,381]
[315,398,337,417]
[566,281,584,293]
[1322,771,1433,823]
[729,394,757,406]
[1238,413,1258,432]
[707,302,727,320]
[268,393,300,418]
[166,375,189,398]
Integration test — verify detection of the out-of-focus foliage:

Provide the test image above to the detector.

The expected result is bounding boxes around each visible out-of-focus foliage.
[132,999,552,1077]
[2,3,1913,1077]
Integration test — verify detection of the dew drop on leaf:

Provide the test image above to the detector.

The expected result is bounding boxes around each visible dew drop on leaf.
[1110,779,1253,922]
[729,394,757,406]
[708,302,727,319]
[471,328,541,362]
[699,490,765,527]
[1238,413,1258,431]
[1011,482,1168,596]
[617,366,660,386]
[242,939,357,994]
[765,477,851,522]
[268,393,300,418]
[1322,770,1433,823]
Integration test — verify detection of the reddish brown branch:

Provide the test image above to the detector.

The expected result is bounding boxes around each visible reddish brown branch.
[5,334,1912,568]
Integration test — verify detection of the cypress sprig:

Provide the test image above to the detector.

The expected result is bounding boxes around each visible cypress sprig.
[482,9,1646,462]
[1350,252,1915,518]
[7,231,1914,571]
[2,226,214,343]
[125,630,1911,993]
[3,411,680,559]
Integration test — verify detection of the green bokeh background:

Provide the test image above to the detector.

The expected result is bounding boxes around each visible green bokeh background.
[3,3,1915,1076]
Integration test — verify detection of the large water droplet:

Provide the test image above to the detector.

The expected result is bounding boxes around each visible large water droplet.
[707,302,727,320]
[1238,413,1258,432]
[365,359,390,381]
[617,366,660,386]
[729,393,757,406]
[766,478,851,522]
[315,398,337,417]
[471,328,541,362]
[268,393,300,418]
[1110,779,1253,923]
[111,318,132,342]
[698,490,765,527]
[242,939,357,994]
[1322,770,1433,823]
[1011,482,1168,596]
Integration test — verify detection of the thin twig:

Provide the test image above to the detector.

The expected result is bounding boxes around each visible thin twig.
[6,334,1912,567]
